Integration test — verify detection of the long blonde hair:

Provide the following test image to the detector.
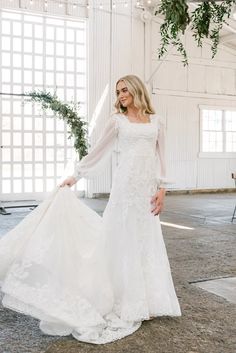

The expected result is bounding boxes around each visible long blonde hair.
[114,75,155,116]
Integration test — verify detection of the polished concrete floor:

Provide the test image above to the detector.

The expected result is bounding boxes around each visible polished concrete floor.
[0,192,235,353]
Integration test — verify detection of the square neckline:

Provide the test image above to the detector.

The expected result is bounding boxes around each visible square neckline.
[121,113,155,125]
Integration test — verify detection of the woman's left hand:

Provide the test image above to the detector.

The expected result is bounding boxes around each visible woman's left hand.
[150,188,166,216]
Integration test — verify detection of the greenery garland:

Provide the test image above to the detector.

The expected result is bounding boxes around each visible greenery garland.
[26,90,88,158]
[156,0,236,65]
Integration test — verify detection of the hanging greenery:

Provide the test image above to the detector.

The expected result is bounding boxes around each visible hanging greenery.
[26,90,88,158]
[156,0,236,65]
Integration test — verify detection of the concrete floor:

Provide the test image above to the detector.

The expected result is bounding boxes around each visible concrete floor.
[0,192,236,353]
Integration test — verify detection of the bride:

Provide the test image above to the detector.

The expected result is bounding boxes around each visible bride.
[0,75,181,344]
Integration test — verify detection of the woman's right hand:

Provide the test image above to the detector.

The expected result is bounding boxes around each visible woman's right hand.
[60,176,77,187]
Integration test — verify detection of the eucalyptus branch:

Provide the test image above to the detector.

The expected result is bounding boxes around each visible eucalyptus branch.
[25,90,88,158]
[156,0,236,65]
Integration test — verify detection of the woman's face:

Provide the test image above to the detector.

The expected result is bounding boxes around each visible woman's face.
[116,80,134,108]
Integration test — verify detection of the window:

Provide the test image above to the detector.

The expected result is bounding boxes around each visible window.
[200,107,236,155]
[0,10,87,198]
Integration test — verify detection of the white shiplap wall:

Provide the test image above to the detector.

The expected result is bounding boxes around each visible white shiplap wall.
[151,23,236,191]
[86,3,145,197]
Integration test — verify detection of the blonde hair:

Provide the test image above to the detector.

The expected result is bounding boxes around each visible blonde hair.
[114,75,155,116]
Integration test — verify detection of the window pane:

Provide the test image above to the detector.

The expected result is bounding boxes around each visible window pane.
[56,42,64,55]
[24,23,32,37]
[35,132,43,146]
[46,163,54,176]
[2,164,11,178]
[35,163,43,177]
[57,163,65,176]
[13,132,22,145]
[35,148,43,161]
[2,68,11,82]
[24,132,32,146]
[202,110,222,131]
[13,148,22,161]
[46,26,55,40]
[13,179,22,193]
[2,20,11,35]
[13,117,22,130]
[46,118,54,131]
[2,36,11,50]
[13,53,22,67]
[46,42,54,55]
[24,179,32,192]
[2,52,11,66]
[35,117,43,130]
[24,117,32,130]
[225,111,236,131]
[35,40,43,54]
[2,148,11,162]
[2,100,11,114]
[226,132,236,152]
[13,22,22,36]
[24,164,32,177]
[35,178,43,192]
[35,55,43,69]
[202,131,223,152]
[35,25,43,38]
[24,148,33,161]
[46,148,54,161]
[2,180,11,193]
[2,116,11,130]
[13,37,22,51]
[13,164,22,177]
[2,132,11,145]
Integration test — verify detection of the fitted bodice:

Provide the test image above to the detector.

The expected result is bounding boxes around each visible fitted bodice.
[116,114,158,157]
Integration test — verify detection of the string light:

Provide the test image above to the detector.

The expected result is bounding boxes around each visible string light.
[9,0,154,11]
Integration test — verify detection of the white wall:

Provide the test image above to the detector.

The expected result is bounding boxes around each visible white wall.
[151,21,236,190]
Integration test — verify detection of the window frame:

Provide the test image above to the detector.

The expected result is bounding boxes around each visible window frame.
[199,105,236,159]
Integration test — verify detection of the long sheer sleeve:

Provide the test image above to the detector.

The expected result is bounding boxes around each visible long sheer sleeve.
[155,118,172,188]
[72,115,118,181]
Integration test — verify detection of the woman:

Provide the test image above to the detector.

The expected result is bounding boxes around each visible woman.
[0,75,181,344]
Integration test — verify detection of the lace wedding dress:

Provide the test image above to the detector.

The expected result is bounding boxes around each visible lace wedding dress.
[0,113,181,344]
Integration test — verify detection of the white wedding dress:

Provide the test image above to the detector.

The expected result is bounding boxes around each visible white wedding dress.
[0,113,181,344]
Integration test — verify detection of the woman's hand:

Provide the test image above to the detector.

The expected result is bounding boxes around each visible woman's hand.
[60,176,77,187]
[150,188,166,216]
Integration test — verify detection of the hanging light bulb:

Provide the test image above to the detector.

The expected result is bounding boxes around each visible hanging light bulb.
[59,1,63,7]
[44,0,48,7]
[30,0,33,5]
[73,3,77,8]
[136,0,140,6]
[86,3,90,9]
[99,3,103,9]
[124,1,128,7]
[112,2,116,8]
